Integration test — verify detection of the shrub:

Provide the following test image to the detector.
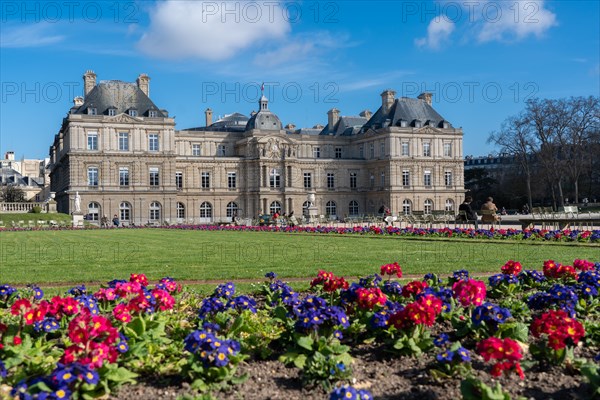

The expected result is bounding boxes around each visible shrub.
[30,206,42,214]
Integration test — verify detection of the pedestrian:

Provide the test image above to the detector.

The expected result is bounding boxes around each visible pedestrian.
[112,214,120,227]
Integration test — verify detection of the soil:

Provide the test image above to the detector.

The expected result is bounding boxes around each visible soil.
[112,342,595,400]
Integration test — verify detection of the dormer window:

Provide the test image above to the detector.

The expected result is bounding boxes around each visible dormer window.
[148,110,157,118]
[108,108,116,116]
[88,107,97,115]
[128,109,138,117]
[413,120,422,128]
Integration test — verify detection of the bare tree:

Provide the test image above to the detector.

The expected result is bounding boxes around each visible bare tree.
[488,113,535,211]
[0,185,26,203]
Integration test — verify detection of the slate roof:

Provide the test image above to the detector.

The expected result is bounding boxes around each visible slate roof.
[72,80,167,117]
[184,112,249,132]
[319,116,368,136]
[361,97,452,132]
[0,167,43,187]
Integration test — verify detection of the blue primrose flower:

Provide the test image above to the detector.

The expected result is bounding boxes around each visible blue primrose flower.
[52,366,77,384]
[202,322,221,332]
[0,284,17,299]
[452,270,470,281]
[434,333,449,347]
[53,387,71,400]
[42,317,60,333]
[32,286,44,300]
[456,347,471,362]
[330,385,373,400]
[214,282,235,299]
[436,350,455,363]
[265,272,277,279]
[67,284,87,296]
[0,360,6,378]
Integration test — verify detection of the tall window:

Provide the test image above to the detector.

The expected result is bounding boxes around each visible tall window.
[349,200,359,216]
[424,199,433,214]
[177,202,185,219]
[402,199,412,215]
[444,171,453,186]
[119,167,129,186]
[402,170,410,187]
[149,167,159,186]
[424,170,432,187]
[327,173,335,189]
[335,147,342,159]
[303,172,312,189]
[119,132,129,151]
[359,146,364,158]
[228,172,236,189]
[87,167,98,186]
[445,199,455,211]
[200,202,213,218]
[380,172,385,187]
[313,147,321,158]
[350,172,357,189]
[148,134,159,151]
[269,169,281,188]
[269,201,282,215]
[120,202,131,222]
[149,201,161,221]
[370,174,375,188]
[369,143,374,158]
[88,202,100,221]
[218,145,226,156]
[423,142,431,157]
[380,141,385,157]
[87,132,98,150]
[201,172,210,189]
[443,142,452,157]
[401,141,410,156]
[326,201,337,216]
[226,202,239,218]
[175,172,183,190]
[192,144,201,156]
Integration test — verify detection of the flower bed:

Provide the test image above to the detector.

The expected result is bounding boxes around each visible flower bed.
[1,259,600,399]
[2,223,600,243]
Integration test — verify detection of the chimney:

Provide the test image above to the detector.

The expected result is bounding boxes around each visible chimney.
[73,96,84,107]
[5,151,15,161]
[381,89,396,114]
[327,108,340,129]
[83,70,96,97]
[205,108,213,126]
[418,92,433,105]
[359,109,372,120]
[137,73,150,96]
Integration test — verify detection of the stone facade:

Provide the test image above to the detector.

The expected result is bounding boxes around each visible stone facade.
[49,72,464,225]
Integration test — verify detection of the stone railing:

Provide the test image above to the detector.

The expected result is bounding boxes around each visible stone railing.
[0,202,57,213]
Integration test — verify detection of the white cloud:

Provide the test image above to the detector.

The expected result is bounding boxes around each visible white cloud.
[1,23,65,48]
[475,0,557,43]
[415,18,455,50]
[138,0,290,61]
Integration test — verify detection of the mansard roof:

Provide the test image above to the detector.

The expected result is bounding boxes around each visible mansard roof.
[319,116,368,136]
[184,112,249,132]
[362,97,452,131]
[72,81,167,117]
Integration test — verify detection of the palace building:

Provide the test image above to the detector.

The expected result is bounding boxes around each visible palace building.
[49,71,465,225]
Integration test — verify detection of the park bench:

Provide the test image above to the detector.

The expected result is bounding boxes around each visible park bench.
[519,206,600,229]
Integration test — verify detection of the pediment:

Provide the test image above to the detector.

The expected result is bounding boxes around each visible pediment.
[415,126,442,134]
[106,113,141,123]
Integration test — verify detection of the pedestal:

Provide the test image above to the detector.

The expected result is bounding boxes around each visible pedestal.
[72,213,84,228]
[307,206,318,223]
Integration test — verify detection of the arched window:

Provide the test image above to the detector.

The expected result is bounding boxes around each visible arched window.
[88,202,100,221]
[120,202,131,222]
[226,202,239,218]
[326,201,337,216]
[176,202,185,219]
[424,199,433,214]
[200,202,212,218]
[402,199,412,215]
[349,200,359,216]
[149,201,161,221]
[269,201,282,215]
[445,199,455,211]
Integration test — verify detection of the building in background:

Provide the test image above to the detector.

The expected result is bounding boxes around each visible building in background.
[49,71,464,225]
[0,151,50,201]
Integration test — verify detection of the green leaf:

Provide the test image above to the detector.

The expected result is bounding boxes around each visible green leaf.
[293,354,307,369]
[297,335,314,351]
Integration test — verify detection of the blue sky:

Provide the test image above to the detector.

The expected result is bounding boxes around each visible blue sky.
[1,0,598,160]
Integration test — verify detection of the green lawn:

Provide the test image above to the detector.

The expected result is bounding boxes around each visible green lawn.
[0,213,72,225]
[0,229,598,285]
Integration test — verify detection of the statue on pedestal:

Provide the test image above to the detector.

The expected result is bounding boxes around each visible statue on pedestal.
[73,191,81,213]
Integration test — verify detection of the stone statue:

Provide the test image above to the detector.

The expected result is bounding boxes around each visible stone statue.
[74,191,81,213]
